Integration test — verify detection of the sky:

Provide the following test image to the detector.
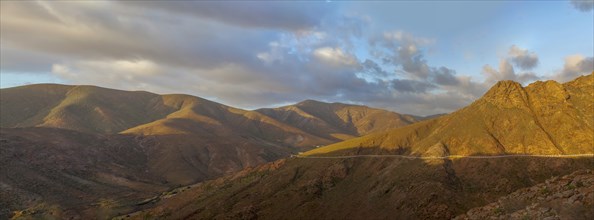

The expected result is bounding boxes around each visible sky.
[1,0,593,115]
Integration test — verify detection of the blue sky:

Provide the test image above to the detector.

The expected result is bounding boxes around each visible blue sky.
[1,0,593,115]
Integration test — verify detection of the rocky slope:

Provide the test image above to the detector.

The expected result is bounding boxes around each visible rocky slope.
[455,170,594,220]
[0,128,167,219]
[118,157,594,220]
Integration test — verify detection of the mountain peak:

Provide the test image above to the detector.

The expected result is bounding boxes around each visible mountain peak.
[484,80,524,96]
[481,80,529,108]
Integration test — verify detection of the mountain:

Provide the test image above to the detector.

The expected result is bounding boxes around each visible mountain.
[120,94,330,148]
[0,84,173,134]
[256,100,419,141]
[304,73,594,157]
[118,73,594,220]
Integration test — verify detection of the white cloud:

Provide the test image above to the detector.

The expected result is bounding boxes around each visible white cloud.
[313,47,358,66]
[508,45,539,70]
[482,45,542,84]
[51,59,169,91]
[482,59,540,84]
[552,54,594,82]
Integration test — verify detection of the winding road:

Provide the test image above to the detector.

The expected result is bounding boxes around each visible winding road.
[295,154,594,159]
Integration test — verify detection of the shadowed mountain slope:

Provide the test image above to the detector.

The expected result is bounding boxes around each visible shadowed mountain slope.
[455,170,594,220]
[0,126,293,219]
[0,128,167,219]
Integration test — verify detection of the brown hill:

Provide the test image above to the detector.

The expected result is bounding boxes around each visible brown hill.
[0,84,174,134]
[256,100,419,141]
[117,73,594,220]
[121,94,330,148]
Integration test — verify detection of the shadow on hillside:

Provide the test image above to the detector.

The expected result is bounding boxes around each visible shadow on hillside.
[111,147,593,220]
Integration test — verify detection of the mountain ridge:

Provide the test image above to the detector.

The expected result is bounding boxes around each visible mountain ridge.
[1,84,421,144]
[303,73,593,157]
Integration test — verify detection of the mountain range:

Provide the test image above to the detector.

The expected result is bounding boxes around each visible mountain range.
[1,73,592,219]
[116,73,593,220]
[0,84,423,219]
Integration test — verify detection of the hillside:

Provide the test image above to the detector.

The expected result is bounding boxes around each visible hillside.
[0,127,167,219]
[0,126,297,219]
[117,73,594,220]
[121,94,330,148]
[256,100,419,141]
[455,170,593,219]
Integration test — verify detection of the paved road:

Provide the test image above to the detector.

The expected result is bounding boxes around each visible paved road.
[295,154,594,160]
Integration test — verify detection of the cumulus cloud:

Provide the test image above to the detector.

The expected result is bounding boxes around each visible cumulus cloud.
[508,45,539,70]
[482,59,540,84]
[482,45,542,84]
[391,79,436,93]
[553,55,594,82]
[371,31,465,88]
[313,47,358,66]
[570,0,594,12]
